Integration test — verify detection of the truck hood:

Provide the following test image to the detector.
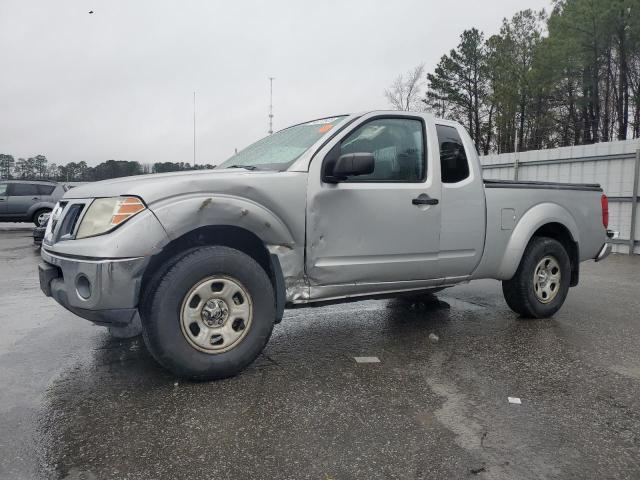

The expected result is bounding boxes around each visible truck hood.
[63,168,305,205]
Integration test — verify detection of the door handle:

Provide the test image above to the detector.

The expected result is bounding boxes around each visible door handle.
[32,197,40,200]
[412,194,439,206]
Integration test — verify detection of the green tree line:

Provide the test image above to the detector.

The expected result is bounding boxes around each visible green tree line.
[0,154,215,182]
[387,0,640,154]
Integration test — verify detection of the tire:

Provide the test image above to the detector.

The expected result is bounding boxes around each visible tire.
[140,246,276,380]
[502,236,571,318]
[33,208,51,227]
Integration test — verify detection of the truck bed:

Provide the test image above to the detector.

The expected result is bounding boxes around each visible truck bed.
[473,179,607,281]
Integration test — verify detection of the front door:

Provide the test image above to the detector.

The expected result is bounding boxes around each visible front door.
[306,114,442,298]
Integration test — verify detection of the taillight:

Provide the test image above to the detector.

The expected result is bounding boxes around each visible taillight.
[601,194,609,229]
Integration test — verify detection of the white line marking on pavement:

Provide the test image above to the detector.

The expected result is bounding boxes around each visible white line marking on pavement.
[354,356,380,363]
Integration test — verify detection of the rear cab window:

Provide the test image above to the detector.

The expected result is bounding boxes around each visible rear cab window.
[436,124,470,184]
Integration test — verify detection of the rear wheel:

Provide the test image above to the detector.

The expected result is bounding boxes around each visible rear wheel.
[140,246,275,380]
[502,237,571,318]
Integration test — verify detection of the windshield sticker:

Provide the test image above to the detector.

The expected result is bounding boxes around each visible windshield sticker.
[318,124,333,133]
[307,117,341,125]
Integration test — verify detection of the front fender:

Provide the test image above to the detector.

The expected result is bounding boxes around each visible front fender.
[496,203,579,280]
[151,194,296,248]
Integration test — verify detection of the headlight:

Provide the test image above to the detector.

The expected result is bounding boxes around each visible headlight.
[51,202,63,223]
[76,196,146,239]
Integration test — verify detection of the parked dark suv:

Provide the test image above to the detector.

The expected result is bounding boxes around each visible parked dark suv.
[0,180,67,226]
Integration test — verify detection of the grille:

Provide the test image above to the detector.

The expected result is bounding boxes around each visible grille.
[50,201,67,233]
[54,203,85,241]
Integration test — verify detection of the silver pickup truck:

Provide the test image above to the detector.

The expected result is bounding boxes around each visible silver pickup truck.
[39,111,612,379]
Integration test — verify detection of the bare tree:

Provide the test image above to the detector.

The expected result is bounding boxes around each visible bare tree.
[384,64,425,111]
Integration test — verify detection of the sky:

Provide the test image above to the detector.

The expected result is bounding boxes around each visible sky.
[0,0,551,167]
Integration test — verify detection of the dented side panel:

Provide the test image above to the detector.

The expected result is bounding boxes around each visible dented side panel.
[267,244,309,302]
[152,194,296,247]
[146,172,310,302]
[304,112,443,297]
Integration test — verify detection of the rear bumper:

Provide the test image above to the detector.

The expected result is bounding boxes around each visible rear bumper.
[595,243,611,262]
[39,248,149,326]
[594,230,618,262]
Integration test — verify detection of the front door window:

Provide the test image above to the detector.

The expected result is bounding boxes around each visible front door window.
[339,118,426,183]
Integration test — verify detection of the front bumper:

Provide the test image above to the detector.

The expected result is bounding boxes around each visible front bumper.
[33,226,46,245]
[39,248,150,326]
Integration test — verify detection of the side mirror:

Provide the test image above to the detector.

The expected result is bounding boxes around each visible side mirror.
[324,152,375,182]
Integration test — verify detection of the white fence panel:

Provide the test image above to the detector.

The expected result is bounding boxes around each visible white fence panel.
[481,139,640,255]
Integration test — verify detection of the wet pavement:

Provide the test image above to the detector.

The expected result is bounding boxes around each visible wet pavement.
[0,225,639,479]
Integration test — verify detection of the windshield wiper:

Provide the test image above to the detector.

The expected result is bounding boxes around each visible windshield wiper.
[226,164,258,170]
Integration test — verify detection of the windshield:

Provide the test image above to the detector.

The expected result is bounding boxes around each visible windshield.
[218,116,347,170]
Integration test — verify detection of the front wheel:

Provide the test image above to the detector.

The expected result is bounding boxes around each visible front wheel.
[140,246,275,380]
[502,237,571,318]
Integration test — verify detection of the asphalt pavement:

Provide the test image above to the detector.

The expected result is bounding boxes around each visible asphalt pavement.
[0,224,638,479]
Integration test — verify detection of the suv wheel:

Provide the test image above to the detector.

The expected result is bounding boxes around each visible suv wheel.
[33,208,51,227]
[502,236,571,318]
[140,246,276,380]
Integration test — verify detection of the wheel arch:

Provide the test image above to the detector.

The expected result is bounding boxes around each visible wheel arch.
[497,203,580,284]
[28,202,55,220]
[140,225,286,322]
[530,222,580,286]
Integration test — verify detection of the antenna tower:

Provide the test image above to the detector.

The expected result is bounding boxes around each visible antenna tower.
[268,77,275,134]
